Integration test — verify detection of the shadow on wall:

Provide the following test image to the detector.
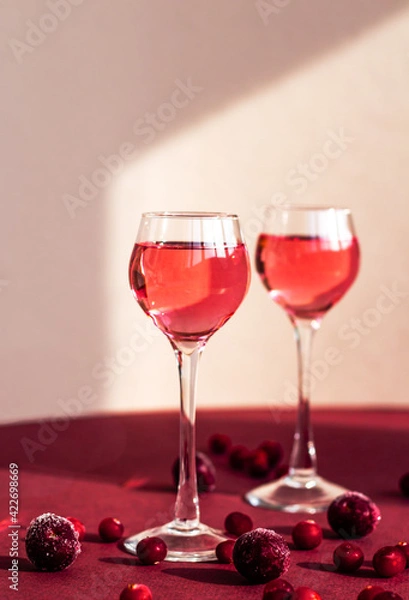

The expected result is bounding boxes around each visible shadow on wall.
[121,0,408,147]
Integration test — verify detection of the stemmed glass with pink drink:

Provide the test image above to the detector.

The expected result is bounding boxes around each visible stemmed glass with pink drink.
[245,205,360,513]
[124,212,250,561]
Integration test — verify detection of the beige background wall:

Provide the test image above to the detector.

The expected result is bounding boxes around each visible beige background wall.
[1,0,409,424]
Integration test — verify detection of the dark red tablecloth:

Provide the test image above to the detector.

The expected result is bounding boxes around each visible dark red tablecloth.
[0,409,408,599]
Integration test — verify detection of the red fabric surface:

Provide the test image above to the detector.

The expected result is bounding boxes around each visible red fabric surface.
[0,409,408,599]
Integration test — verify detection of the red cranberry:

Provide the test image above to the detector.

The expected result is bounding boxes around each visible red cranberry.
[357,586,386,600]
[258,440,284,469]
[66,516,86,541]
[216,539,235,564]
[172,452,216,492]
[399,472,409,497]
[395,541,409,567]
[263,578,294,599]
[327,491,381,538]
[232,527,290,583]
[333,541,364,572]
[374,594,404,600]
[229,445,251,470]
[136,536,167,565]
[245,449,270,477]
[291,520,323,550]
[98,517,124,542]
[373,546,407,577]
[224,511,253,536]
[292,587,322,600]
[25,512,81,571]
[208,433,232,455]
[119,583,153,600]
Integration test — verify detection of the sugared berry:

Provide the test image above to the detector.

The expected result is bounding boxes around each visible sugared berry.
[229,445,251,471]
[245,449,270,477]
[327,491,381,538]
[258,441,284,469]
[291,520,323,550]
[395,541,409,567]
[172,452,216,493]
[25,512,81,571]
[208,433,232,455]
[372,546,407,577]
[98,517,124,542]
[224,511,253,536]
[136,536,167,565]
[216,539,235,564]
[263,578,294,600]
[292,587,322,600]
[399,472,409,497]
[357,586,386,600]
[232,527,290,584]
[374,594,404,600]
[66,516,86,541]
[119,583,153,600]
[333,541,364,572]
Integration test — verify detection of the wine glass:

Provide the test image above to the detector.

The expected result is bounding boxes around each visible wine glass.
[123,211,250,561]
[245,205,360,513]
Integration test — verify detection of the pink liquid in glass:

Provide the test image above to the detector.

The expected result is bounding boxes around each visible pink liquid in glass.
[256,234,360,320]
[129,241,250,342]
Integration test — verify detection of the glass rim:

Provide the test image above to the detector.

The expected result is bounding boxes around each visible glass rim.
[141,211,239,219]
[265,204,351,213]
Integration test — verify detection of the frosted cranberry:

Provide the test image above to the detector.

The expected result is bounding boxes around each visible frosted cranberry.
[258,441,284,469]
[136,536,167,565]
[208,433,232,455]
[327,491,381,538]
[357,586,386,600]
[263,578,294,599]
[395,541,409,567]
[225,511,253,536]
[119,583,153,600]
[372,546,407,577]
[229,445,251,470]
[292,587,322,600]
[245,449,270,477]
[399,472,409,496]
[98,517,124,542]
[66,516,86,541]
[216,539,235,564]
[232,527,290,583]
[374,594,404,600]
[25,512,81,571]
[172,452,216,492]
[333,541,364,572]
[291,520,323,550]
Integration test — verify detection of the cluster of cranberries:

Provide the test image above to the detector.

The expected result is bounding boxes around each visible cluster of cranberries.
[25,513,129,571]
[208,432,286,479]
[24,475,408,600]
[216,491,407,599]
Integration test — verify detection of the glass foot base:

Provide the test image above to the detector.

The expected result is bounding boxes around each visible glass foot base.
[122,520,226,562]
[244,473,348,514]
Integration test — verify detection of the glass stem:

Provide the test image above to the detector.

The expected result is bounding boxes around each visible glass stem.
[289,318,320,478]
[172,343,204,530]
